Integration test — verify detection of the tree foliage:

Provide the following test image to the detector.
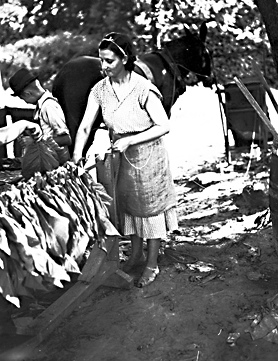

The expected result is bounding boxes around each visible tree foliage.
[0,0,277,89]
[2,0,135,38]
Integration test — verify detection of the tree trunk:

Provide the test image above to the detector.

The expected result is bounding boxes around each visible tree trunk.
[151,0,158,50]
[255,0,278,72]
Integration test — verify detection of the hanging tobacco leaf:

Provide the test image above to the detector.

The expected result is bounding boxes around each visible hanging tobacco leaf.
[0,269,20,308]
[31,201,66,259]
[0,215,34,273]
[35,197,69,258]
[0,228,10,256]
[0,253,20,308]
[21,140,60,180]
[44,137,70,165]
[31,246,70,284]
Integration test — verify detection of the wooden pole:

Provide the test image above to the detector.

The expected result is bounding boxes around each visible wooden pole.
[252,59,278,114]
[214,79,231,163]
[233,77,278,141]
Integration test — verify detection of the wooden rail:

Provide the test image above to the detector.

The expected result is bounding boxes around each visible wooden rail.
[233,77,278,141]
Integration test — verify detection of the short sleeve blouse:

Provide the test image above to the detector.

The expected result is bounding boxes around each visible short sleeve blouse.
[90,72,162,134]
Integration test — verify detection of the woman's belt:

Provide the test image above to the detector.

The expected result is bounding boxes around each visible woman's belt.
[111,127,153,142]
[112,131,141,142]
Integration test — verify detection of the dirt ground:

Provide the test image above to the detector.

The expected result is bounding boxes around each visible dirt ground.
[2,87,278,361]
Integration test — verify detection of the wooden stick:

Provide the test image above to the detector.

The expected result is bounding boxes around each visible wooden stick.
[233,77,278,140]
[0,263,115,361]
[252,59,278,114]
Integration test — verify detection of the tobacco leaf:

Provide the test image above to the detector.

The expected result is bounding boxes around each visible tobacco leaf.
[0,269,20,307]
[31,246,70,284]
[44,137,70,165]
[0,215,34,273]
[36,197,69,255]
[31,200,67,259]
[9,258,34,298]
[63,254,81,274]
[0,253,20,308]
[69,225,90,263]
[13,201,47,251]
[92,195,120,237]
[50,188,79,225]
[23,272,47,292]
[8,203,39,247]
[0,228,10,256]
[21,140,60,180]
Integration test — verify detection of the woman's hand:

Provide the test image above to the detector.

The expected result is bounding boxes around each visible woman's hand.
[112,137,132,153]
[72,153,82,164]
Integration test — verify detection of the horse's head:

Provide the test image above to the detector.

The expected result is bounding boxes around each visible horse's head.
[162,26,214,88]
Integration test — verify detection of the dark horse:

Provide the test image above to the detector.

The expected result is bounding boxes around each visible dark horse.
[52,26,213,156]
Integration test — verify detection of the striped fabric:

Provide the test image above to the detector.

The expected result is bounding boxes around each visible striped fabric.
[123,207,178,239]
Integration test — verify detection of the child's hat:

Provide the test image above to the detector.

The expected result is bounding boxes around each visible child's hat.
[9,68,37,96]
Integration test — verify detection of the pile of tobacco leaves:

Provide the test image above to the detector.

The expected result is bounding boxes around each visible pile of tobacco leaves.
[0,161,119,308]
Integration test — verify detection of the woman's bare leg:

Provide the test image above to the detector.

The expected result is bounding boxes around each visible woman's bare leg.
[145,238,161,269]
[122,234,146,272]
[136,238,161,287]
[130,234,145,259]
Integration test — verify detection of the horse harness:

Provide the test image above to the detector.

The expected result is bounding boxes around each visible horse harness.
[134,59,155,83]
[155,50,187,108]
[134,50,187,110]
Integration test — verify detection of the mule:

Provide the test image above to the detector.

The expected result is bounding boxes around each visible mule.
[52,26,213,156]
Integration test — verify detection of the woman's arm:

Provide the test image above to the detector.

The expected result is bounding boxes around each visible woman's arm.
[72,93,100,163]
[112,92,170,153]
[0,120,42,145]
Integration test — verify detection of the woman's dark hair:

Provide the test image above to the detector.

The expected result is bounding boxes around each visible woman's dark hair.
[99,32,136,71]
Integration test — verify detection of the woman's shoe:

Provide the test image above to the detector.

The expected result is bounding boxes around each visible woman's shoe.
[136,266,160,288]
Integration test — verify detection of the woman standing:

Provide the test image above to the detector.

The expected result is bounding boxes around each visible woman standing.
[72,32,178,287]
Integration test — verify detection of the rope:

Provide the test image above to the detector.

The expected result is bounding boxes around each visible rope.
[123,146,153,170]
